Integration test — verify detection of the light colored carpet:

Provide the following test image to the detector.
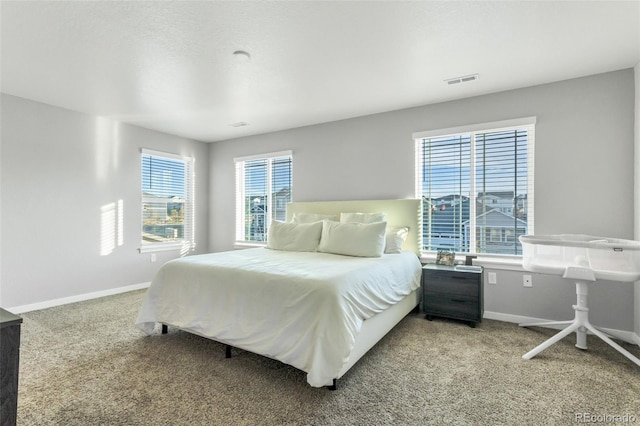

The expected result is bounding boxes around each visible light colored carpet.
[16,290,640,425]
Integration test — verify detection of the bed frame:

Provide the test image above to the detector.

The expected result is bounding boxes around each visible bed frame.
[163,198,423,389]
[286,199,422,388]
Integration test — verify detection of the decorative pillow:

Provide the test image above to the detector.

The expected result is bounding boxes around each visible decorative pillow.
[340,212,386,224]
[318,220,387,257]
[385,227,409,254]
[266,220,323,252]
[292,212,338,224]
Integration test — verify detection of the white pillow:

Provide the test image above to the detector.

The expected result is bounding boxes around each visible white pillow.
[266,220,323,252]
[340,212,386,224]
[385,227,409,254]
[292,212,337,224]
[318,220,387,257]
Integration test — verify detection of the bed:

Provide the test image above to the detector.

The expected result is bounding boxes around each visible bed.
[135,199,423,388]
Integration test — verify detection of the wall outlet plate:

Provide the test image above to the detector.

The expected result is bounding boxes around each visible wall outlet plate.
[523,274,533,287]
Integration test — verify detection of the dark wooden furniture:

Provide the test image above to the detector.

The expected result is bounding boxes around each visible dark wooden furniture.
[1,308,23,426]
[422,264,483,328]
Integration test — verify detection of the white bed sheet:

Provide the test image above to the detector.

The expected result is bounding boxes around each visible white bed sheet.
[135,248,421,387]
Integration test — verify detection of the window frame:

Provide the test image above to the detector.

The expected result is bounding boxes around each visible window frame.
[139,148,195,254]
[414,117,536,259]
[234,150,293,246]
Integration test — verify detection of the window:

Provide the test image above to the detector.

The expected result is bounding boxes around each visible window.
[414,117,535,256]
[140,149,195,253]
[235,151,292,244]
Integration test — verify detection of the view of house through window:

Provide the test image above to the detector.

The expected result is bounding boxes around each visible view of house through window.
[141,149,194,250]
[415,118,535,255]
[235,151,292,243]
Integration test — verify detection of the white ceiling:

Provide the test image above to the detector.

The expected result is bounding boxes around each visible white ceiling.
[1,1,639,143]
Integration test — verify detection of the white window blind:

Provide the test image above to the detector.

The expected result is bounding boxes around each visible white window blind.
[415,118,535,256]
[140,149,195,253]
[235,151,292,243]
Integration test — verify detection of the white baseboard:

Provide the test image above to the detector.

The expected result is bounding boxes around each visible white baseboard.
[6,282,151,314]
[484,310,639,346]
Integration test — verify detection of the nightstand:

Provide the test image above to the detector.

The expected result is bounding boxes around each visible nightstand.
[422,264,484,328]
[1,308,23,426]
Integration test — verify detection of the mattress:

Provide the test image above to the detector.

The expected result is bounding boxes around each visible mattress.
[135,247,421,387]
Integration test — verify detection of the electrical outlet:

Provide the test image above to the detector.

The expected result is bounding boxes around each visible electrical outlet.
[488,272,497,285]
[523,274,532,287]
[151,253,157,263]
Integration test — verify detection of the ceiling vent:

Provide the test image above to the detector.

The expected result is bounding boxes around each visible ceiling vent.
[445,74,479,85]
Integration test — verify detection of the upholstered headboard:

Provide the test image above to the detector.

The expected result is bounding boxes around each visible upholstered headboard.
[286,199,422,257]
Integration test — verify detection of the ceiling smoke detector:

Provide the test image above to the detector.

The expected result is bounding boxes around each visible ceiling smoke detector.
[445,74,479,85]
[232,50,251,62]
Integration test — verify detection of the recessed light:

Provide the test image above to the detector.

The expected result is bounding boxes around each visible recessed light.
[233,50,251,62]
[230,122,249,127]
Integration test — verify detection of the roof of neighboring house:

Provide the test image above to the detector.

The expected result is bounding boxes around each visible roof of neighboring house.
[428,198,471,235]
[477,191,514,199]
[425,198,526,234]
[465,208,527,228]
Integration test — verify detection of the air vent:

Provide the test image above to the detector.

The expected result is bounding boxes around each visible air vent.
[445,74,479,85]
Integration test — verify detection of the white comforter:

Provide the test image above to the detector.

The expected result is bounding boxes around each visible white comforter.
[135,248,421,387]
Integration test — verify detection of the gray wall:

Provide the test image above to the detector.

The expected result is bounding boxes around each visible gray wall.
[635,63,640,338]
[0,94,210,308]
[209,69,637,331]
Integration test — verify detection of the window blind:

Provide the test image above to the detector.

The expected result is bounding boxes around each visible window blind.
[235,151,292,243]
[475,129,530,254]
[419,134,472,253]
[415,119,534,256]
[141,149,195,252]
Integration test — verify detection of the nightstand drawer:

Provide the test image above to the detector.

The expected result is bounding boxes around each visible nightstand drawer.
[423,274,478,297]
[423,292,480,320]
